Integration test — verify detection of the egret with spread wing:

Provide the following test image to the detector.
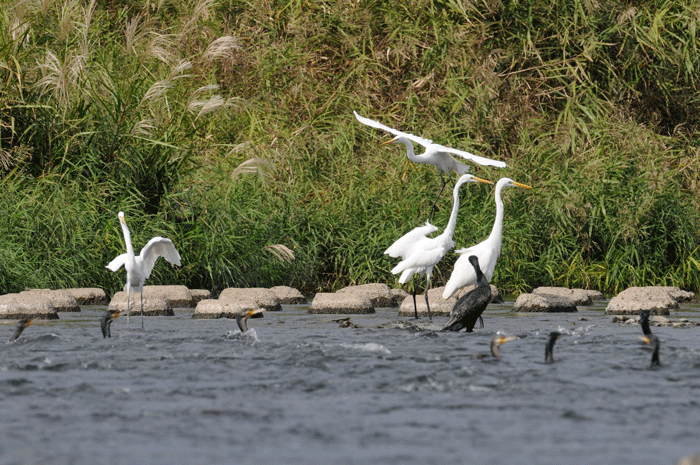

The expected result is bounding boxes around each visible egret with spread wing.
[386,174,492,321]
[106,212,181,328]
[354,111,506,217]
[443,178,532,300]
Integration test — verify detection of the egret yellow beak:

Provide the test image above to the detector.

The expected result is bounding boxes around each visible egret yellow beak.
[472,176,493,185]
[513,181,533,189]
[381,138,397,146]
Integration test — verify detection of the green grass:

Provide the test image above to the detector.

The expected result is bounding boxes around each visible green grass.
[1,0,699,295]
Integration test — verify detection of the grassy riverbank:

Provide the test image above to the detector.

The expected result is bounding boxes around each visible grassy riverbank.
[2,0,700,295]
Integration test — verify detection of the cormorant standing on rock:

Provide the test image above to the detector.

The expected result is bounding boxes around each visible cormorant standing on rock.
[443,255,490,332]
[236,309,264,333]
[545,331,563,363]
[9,318,32,342]
[101,310,120,338]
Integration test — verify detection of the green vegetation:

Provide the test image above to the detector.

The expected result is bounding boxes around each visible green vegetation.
[2,0,699,296]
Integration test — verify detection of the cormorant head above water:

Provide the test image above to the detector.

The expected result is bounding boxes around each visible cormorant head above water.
[235,308,265,333]
[545,331,563,363]
[101,310,121,338]
[9,318,32,343]
[639,310,652,337]
[490,335,518,359]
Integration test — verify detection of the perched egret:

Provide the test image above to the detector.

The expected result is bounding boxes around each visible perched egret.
[106,212,181,328]
[442,255,491,332]
[545,331,563,363]
[386,174,492,321]
[354,111,506,217]
[442,177,533,300]
[9,318,32,342]
[101,309,120,338]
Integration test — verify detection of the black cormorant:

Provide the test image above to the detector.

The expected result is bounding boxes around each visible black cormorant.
[101,310,120,338]
[443,255,490,332]
[639,310,652,336]
[642,334,660,367]
[544,331,563,363]
[236,309,264,332]
[9,318,32,342]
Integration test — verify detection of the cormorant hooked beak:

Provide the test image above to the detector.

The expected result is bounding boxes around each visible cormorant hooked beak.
[101,310,121,338]
[490,335,518,359]
[235,308,264,333]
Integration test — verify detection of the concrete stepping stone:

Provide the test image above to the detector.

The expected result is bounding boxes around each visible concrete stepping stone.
[309,292,374,314]
[108,292,174,316]
[192,299,263,319]
[219,288,282,312]
[336,283,394,308]
[66,288,109,305]
[0,293,59,319]
[511,293,578,313]
[270,286,307,305]
[20,289,80,312]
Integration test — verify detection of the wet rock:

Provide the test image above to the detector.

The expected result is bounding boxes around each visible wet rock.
[20,289,80,312]
[336,283,394,308]
[457,284,503,303]
[66,288,109,305]
[605,287,679,315]
[270,286,307,305]
[511,293,578,313]
[397,287,456,318]
[0,293,59,320]
[189,289,212,304]
[107,292,174,316]
[532,287,593,306]
[309,292,374,314]
[612,314,699,328]
[192,299,263,319]
[143,285,194,308]
[659,286,697,303]
[218,288,282,312]
[390,288,409,306]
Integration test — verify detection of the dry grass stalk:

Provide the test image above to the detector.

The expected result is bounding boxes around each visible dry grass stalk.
[263,244,295,263]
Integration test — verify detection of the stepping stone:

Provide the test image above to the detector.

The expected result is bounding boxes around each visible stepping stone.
[190,289,212,304]
[107,292,174,316]
[219,288,282,312]
[397,287,456,318]
[0,293,59,320]
[457,284,503,303]
[511,293,578,313]
[531,287,593,306]
[336,283,394,308]
[270,286,307,305]
[66,288,109,305]
[605,287,679,315]
[143,285,194,308]
[309,292,374,314]
[20,289,80,312]
[192,299,263,319]
[390,288,409,306]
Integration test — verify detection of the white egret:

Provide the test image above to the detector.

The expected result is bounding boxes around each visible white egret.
[106,212,181,328]
[354,110,506,217]
[442,178,532,300]
[386,174,493,321]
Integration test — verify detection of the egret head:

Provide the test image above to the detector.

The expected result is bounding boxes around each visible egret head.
[499,178,533,190]
[382,136,410,147]
[456,174,493,188]
[118,211,126,225]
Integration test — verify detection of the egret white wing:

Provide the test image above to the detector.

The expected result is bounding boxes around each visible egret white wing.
[391,246,448,275]
[106,253,128,272]
[353,111,433,148]
[384,222,439,259]
[138,237,181,279]
[437,145,507,168]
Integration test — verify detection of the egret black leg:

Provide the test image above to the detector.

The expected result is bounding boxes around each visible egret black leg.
[411,277,419,319]
[429,174,449,221]
[141,292,144,329]
[425,276,432,321]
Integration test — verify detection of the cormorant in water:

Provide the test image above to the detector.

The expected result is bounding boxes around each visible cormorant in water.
[443,255,490,332]
[639,310,652,336]
[101,310,120,338]
[544,331,563,363]
[472,335,518,359]
[9,318,32,342]
[236,309,264,332]
[642,334,660,367]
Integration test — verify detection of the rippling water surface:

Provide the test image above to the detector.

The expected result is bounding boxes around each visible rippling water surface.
[2,300,700,465]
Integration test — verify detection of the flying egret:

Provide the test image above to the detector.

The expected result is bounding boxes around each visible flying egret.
[442,255,491,332]
[106,212,181,328]
[354,110,506,218]
[442,177,533,300]
[386,174,493,321]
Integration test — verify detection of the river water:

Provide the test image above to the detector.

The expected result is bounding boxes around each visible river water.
[2,299,700,465]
